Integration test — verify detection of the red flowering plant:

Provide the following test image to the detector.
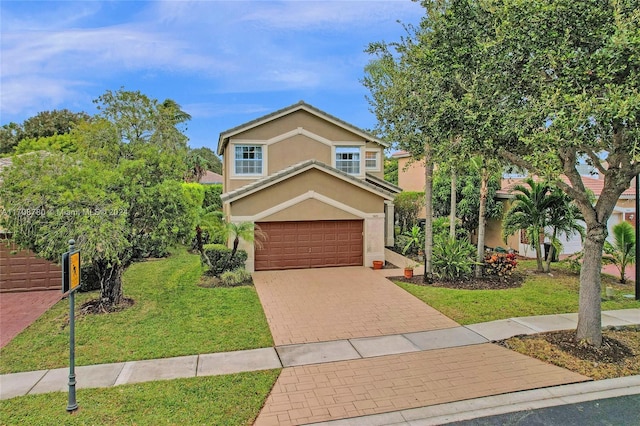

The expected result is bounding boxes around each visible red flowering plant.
[484,252,518,278]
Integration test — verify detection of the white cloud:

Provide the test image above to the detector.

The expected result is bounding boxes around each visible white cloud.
[0,0,424,120]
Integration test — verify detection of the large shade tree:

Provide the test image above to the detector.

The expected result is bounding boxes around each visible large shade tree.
[0,89,199,308]
[481,0,640,346]
[365,0,639,346]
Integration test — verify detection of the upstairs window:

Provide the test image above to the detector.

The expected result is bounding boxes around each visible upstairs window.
[335,146,360,175]
[234,145,263,175]
[365,151,379,170]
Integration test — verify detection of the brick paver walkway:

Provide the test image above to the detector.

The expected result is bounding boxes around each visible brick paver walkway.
[0,290,62,348]
[253,267,459,346]
[254,343,590,425]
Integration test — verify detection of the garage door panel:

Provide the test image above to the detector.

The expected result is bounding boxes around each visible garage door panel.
[255,220,363,271]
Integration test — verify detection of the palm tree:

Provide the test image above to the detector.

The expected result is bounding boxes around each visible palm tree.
[502,178,556,272]
[603,221,636,284]
[544,188,585,272]
[216,220,267,268]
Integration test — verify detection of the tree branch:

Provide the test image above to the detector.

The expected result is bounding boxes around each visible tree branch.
[584,149,606,175]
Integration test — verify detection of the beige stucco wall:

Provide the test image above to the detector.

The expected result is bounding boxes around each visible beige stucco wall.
[222,109,385,191]
[268,135,332,173]
[234,110,364,141]
[230,168,385,217]
[397,156,425,192]
[259,198,360,222]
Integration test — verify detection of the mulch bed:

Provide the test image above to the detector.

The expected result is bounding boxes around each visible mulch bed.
[541,329,635,363]
[390,272,525,290]
[498,327,638,366]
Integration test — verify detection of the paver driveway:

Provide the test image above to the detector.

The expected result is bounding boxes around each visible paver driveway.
[253,267,459,346]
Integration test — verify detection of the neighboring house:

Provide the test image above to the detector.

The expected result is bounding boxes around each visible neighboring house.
[198,170,223,185]
[217,101,401,272]
[0,156,62,292]
[490,175,636,257]
[392,153,636,257]
[392,150,428,219]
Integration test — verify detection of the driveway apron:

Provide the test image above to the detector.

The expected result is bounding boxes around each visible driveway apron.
[0,290,62,348]
[252,267,459,346]
[253,267,591,425]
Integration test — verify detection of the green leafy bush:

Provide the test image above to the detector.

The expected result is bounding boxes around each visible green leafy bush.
[394,191,424,233]
[402,225,424,256]
[203,244,247,276]
[484,252,518,278]
[394,235,413,255]
[219,268,252,287]
[432,235,476,279]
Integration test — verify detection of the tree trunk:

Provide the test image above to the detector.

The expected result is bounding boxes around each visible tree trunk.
[423,145,434,282]
[576,223,607,346]
[535,229,545,272]
[449,167,457,240]
[196,225,213,269]
[475,164,488,278]
[544,232,555,273]
[96,261,124,307]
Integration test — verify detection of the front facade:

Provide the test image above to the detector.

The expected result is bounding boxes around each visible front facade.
[217,101,400,271]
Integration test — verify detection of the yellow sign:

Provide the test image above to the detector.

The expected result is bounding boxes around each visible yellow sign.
[70,251,80,290]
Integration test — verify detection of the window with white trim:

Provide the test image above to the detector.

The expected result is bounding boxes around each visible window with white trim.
[335,146,360,174]
[234,145,263,175]
[365,151,379,170]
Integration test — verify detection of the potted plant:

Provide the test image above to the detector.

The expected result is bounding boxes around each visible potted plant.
[404,262,416,279]
[372,260,384,270]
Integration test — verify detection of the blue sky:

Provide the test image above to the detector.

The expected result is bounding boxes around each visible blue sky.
[1,0,424,152]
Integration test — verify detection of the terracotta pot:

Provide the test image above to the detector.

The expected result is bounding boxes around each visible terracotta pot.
[372,260,383,270]
[404,268,414,279]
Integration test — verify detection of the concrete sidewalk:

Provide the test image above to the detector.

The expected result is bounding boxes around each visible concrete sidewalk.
[2,308,638,401]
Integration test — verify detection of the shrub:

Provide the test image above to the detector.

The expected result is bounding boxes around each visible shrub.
[394,191,425,233]
[219,268,253,287]
[432,216,468,241]
[563,251,583,274]
[432,235,476,279]
[202,243,247,276]
[484,252,518,278]
[394,235,413,255]
[402,225,424,256]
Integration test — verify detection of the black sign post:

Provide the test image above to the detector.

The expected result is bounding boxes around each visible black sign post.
[62,239,81,413]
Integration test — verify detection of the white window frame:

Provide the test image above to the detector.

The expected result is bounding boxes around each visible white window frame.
[232,143,266,178]
[365,149,381,172]
[334,145,362,176]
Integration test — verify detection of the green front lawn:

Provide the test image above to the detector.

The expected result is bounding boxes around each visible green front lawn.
[398,260,640,325]
[0,248,273,374]
[0,370,279,425]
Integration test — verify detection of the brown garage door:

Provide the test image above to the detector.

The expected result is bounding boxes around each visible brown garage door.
[255,220,363,271]
[1,239,62,293]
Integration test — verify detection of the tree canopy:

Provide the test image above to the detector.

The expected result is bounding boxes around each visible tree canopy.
[363,0,640,346]
[0,89,200,308]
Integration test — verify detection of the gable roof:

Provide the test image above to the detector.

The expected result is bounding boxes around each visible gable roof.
[198,170,223,185]
[497,175,636,199]
[365,173,402,194]
[220,159,396,204]
[217,101,387,155]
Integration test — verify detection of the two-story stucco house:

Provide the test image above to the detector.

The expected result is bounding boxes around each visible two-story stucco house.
[217,101,401,272]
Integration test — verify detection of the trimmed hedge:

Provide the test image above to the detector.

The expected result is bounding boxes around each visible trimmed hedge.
[203,243,247,276]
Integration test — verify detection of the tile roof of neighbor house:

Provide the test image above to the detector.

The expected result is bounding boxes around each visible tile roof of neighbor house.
[391,150,411,158]
[217,101,387,155]
[198,170,223,185]
[220,159,396,203]
[498,175,636,199]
